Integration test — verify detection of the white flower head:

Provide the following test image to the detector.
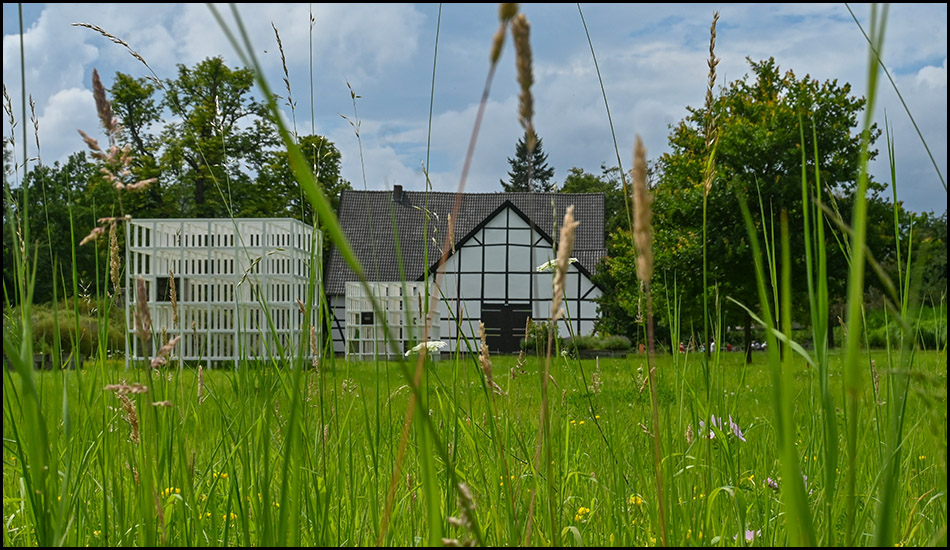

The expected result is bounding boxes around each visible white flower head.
[405,340,448,356]
[536,257,578,272]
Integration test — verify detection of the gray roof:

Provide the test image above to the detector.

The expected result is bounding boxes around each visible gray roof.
[325,189,607,295]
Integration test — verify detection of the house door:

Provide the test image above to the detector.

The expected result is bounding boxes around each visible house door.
[481,303,532,354]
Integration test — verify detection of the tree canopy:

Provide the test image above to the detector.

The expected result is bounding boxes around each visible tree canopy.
[3,57,352,304]
[596,57,892,349]
[500,133,555,192]
[559,164,630,241]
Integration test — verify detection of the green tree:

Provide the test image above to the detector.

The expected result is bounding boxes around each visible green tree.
[108,59,350,223]
[591,230,643,342]
[625,58,881,355]
[3,153,101,305]
[258,134,352,255]
[158,56,279,218]
[259,134,350,220]
[560,164,630,241]
[908,209,947,305]
[500,133,555,192]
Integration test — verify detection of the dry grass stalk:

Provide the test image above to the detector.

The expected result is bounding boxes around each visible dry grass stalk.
[702,12,720,196]
[272,24,295,112]
[498,3,519,21]
[444,482,478,546]
[197,365,206,404]
[447,212,456,254]
[91,68,117,136]
[633,133,667,545]
[72,23,162,88]
[632,137,653,283]
[511,13,535,150]
[2,84,14,130]
[29,95,40,164]
[80,225,107,246]
[552,205,580,322]
[150,335,181,368]
[136,276,152,343]
[406,472,416,505]
[126,461,140,484]
[310,324,320,371]
[117,393,140,444]
[490,4,520,64]
[511,316,530,378]
[109,221,121,296]
[591,356,603,394]
[104,381,148,394]
[478,322,506,396]
[870,359,884,405]
[73,66,154,260]
[82,216,131,254]
[78,69,155,194]
[169,270,179,327]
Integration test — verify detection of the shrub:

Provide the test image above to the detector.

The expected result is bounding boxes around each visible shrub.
[564,333,632,351]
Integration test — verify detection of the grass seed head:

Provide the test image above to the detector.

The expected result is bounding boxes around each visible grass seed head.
[512,13,535,146]
[91,68,117,137]
[632,137,653,283]
[169,270,179,327]
[552,205,579,322]
[109,221,121,296]
[136,276,152,342]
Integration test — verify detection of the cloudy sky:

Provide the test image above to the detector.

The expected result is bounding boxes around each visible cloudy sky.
[3,3,946,215]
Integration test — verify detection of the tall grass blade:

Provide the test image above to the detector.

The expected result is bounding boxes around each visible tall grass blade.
[843,4,887,544]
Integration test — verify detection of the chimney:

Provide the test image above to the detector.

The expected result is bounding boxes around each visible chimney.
[393,184,403,203]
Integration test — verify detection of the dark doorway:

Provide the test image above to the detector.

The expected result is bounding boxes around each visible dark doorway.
[481,302,532,354]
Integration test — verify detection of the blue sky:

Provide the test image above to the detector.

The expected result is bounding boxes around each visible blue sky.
[3,3,946,214]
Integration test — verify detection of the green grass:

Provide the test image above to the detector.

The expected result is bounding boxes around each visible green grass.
[2,350,946,546]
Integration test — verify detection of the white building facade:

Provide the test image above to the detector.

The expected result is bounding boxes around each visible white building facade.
[125,218,321,368]
[326,190,605,357]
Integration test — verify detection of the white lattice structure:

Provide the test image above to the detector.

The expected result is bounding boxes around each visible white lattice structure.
[344,282,440,361]
[125,218,321,368]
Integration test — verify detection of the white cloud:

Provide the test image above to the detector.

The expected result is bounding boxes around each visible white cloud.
[3,3,945,214]
[915,58,948,89]
[38,88,98,164]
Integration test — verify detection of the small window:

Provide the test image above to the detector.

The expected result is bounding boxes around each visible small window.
[156,277,182,302]
[361,312,374,325]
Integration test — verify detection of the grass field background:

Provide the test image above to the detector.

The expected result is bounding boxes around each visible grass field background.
[3,349,946,546]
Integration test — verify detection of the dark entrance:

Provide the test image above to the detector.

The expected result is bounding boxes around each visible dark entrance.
[481,302,532,354]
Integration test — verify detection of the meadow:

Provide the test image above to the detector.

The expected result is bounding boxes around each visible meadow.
[3,3,947,548]
[3,349,946,547]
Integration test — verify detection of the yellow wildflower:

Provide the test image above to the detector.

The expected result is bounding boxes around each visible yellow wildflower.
[574,506,591,523]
